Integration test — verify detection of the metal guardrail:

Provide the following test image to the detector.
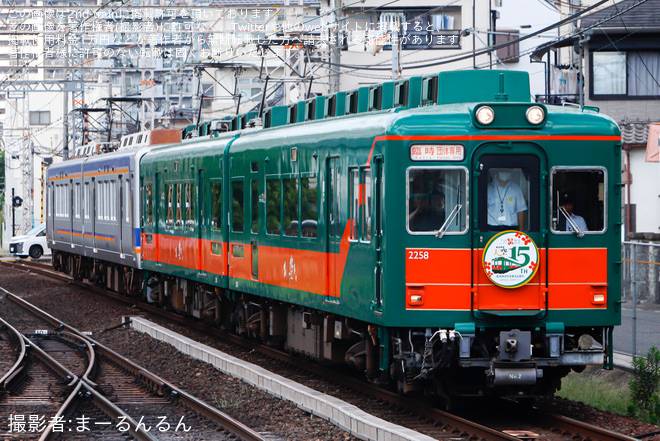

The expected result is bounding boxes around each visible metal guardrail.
[621,242,660,358]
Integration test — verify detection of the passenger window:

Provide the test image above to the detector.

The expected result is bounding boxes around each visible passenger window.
[232,180,244,233]
[362,170,371,242]
[211,181,222,231]
[266,179,282,235]
[251,180,259,234]
[267,178,281,235]
[551,168,605,233]
[145,183,153,226]
[350,169,359,241]
[185,183,194,229]
[166,184,174,227]
[283,177,299,237]
[408,167,467,234]
[175,183,183,227]
[301,176,318,238]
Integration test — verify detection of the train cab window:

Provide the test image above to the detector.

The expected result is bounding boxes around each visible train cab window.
[211,181,222,231]
[145,184,154,226]
[301,176,318,238]
[407,167,467,235]
[283,177,299,237]
[479,154,539,232]
[232,180,245,233]
[551,168,606,234]
[175,183,183,227]
[267,178,281,235]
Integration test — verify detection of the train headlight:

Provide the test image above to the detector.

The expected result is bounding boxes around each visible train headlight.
[475,106,495,125]
[526,106,545,125]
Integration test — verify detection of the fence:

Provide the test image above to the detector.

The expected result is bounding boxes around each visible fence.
[619,242,660,358]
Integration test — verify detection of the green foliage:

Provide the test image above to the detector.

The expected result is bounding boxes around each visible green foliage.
[628,346,660,423]
[557,368,631,416]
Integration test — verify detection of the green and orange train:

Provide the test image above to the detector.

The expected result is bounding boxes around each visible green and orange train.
[47,70,622,402]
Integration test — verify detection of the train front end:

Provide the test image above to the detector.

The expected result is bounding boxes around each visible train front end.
[383,71,622,399]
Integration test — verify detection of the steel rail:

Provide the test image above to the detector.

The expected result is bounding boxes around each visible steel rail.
[0,317,28,393]
[1,284,267,441]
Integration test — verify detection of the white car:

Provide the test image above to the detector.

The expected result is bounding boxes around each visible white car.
[9,223,51,259]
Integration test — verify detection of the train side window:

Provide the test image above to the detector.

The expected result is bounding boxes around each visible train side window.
[349,169,359,241]
[251,179,259,234]
[84,183,89,219]
[175,183,183,227]
[185,183,194,229]
[408,167,467,234]
[329,166,341,238]
[145,183,154,226]
[125,179,131,223]
[551,168,606,233]
[283,177,299,237]
[73,183,80,219]
[232,179,245,233]
[211,181,222,231]
[267,178,281,235]
[301,176,318,238]
[362,169,372,242]
[166,184,174,227]
[96,181,102,220]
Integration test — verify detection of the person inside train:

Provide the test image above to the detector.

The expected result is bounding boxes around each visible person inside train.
[487,168,527,231]
[558,191,588,232]
[409,186,446,232]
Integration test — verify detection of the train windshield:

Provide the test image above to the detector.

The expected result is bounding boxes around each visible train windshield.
[478,154,540,233]
[551,168,606,234]
[407,167,467,235]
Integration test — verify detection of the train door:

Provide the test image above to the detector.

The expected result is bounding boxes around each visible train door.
[91,177,96,250]
[154,172,161,264]
[325,157,341,301]
[197,168,205,276]
[119,174,133,258]
[372,156,384,311]
[472,146,547,315]
[72,179,83,250]
[118,175,124,255]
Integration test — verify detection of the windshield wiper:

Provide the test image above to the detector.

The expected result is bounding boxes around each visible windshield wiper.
[435,204,462,238]
[558,206,584,238]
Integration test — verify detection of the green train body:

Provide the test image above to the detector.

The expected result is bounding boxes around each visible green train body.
[51,70,622,401]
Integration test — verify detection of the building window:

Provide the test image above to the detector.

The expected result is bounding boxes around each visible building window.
[592,51,626,96]
[591,50,660,98]
[495,30,520,63]
[30,111,50,125]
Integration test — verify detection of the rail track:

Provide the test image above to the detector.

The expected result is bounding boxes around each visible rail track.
[0,258,644,441]
[0,278,267,441]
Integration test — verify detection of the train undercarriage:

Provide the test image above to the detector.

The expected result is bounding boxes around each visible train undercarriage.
[52,249,610,403]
